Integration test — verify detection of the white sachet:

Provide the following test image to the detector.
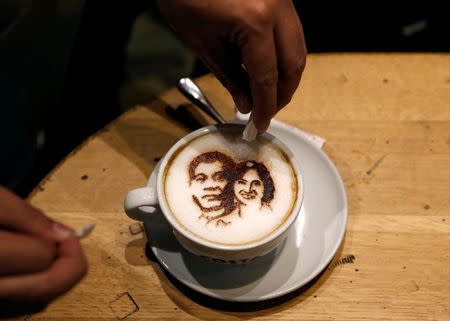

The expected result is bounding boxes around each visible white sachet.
[242,115,258,142]
[74,223,96,239]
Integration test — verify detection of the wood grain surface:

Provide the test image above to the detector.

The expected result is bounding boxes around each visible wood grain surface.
[13,54,450,320]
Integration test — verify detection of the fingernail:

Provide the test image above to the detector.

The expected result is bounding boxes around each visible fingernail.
[53,223,73,240]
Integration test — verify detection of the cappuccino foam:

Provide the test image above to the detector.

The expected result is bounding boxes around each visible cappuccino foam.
[164,126,298,246]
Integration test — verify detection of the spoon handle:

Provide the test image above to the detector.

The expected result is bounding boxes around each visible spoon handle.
[177,77,226,124]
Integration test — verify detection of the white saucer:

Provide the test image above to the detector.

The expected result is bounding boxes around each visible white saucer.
[143,122,347,302]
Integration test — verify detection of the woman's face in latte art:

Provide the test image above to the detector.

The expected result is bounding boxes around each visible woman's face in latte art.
[234,168,264,205]
[191,161,227,210]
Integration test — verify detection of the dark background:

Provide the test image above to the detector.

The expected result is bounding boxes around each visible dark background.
[2,1,449,197]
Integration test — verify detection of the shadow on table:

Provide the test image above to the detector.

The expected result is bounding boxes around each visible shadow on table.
[100,97,211,178]
[148,240,344,318]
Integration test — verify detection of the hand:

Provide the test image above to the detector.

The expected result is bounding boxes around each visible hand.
[157,0,306,131]
[0,187,87,317]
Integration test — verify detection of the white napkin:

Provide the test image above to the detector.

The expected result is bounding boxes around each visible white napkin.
[236,111,326,149]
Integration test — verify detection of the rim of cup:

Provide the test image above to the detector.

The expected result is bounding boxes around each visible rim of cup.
[157,123,304,251]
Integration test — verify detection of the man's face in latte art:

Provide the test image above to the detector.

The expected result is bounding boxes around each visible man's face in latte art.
[188,152,235,213]
[191,161,227,210]
[234,168,264,204]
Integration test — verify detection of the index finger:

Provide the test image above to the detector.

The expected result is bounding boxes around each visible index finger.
[274,3,306,110]
[241,30,278,132]
[0,187,72,242]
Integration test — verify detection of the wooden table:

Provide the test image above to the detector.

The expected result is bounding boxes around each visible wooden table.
[23,54,450,320]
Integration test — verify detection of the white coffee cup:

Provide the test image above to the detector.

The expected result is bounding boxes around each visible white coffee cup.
[124,123,304,263]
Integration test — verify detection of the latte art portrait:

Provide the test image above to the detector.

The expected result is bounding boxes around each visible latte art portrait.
[164,127,298,245]
[188,151,275,226]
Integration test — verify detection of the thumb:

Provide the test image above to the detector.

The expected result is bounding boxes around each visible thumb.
[0,187,73,242]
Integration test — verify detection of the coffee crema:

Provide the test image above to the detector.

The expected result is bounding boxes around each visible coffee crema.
[163,126,298,246]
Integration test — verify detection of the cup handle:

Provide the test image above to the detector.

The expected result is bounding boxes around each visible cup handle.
[124,187,158,221]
